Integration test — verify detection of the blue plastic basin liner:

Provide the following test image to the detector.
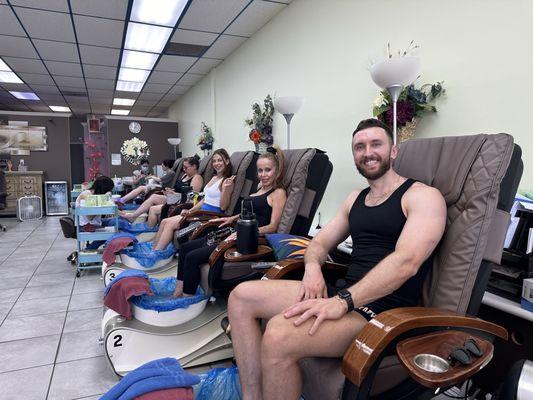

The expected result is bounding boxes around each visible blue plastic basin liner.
[123,242,176,267]
[122,203,140,210]
[118,219,159,233]
[131,277,208,311]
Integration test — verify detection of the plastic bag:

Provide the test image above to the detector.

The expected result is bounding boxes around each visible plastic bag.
[123,241,175,267]
[117,218,159,233]
[131,277,208,311]
[195,366,242,400]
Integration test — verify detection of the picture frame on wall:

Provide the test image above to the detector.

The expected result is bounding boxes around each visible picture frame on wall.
[44,181,69,215]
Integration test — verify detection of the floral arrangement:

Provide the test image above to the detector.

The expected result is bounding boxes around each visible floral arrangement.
[84,139,104,180]
[120,137,150,165]
[197,122,214,151]
[245,94,274,147]
[372,82,444,142]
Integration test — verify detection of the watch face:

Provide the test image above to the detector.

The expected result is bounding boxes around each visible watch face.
[129,121,141,134]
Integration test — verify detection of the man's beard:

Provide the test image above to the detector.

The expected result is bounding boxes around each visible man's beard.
[356,155,391,180]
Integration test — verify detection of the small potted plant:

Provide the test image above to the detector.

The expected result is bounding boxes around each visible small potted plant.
[245,94,274,152]
[198,122,214,155]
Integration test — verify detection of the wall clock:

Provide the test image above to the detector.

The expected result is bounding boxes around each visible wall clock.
[129,121,141,134]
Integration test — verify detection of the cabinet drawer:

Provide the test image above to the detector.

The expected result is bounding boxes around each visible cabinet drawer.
[6,182,17,193]
[20,184,36,193]
[21,177,36,185]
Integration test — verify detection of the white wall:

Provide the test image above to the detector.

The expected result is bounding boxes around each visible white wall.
[169,0,533,223]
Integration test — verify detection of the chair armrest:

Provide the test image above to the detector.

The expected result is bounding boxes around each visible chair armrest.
[208,237,269,266]
[263,259,348,280]
[186,210,226,222]
[189,219,223,240]
[341,307,508,387]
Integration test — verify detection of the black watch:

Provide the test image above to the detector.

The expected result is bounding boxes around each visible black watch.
[337,289,355,313]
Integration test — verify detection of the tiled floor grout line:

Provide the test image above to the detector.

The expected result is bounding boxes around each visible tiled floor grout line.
[45,228,81,400]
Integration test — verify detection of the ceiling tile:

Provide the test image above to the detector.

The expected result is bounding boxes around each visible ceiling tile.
[34,39,79,62]
[87,88,113,97]
[179,0,248,33]
[162,93,181,102]
[70,0,128,19]
[92,105,110,114]
[79,45,120,67]
[168,85,191,95]
[0,36,39,58]
[1,82,31,91]
[2,57,47,74]
[170,28,218,46]
[132,100,155,107]
[29,104,53,112]
[57,85,86,92]
[114,90,138,98]
[74,15,125,48]
[178,73,204,86]
[15,7,75,42]
[31,84,61,94]
[146,70,182,85]
[225,0,284,36]
[18,72,55,85]
[83,65,117,80]
[66,98,89,105]
[137,92,164,101]
[142,83,172,94]
[54,75,85,87]
[130,105,152,112]
[9,0,69,12]
[38,93,64,102]
[154,55,197,73]
[85,78,114,90]
[0,5,26,36]
[45,60,83,77]
[203,34,246,59]
[158,100,174,107]
[9,104,31,111]
[188,57,221,74]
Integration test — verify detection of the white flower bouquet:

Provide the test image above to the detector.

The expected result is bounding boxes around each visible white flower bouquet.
[120,137,150,165]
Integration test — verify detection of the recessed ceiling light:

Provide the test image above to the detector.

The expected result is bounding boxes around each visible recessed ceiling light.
[125,22,172,53]
[118,67,150,82]
[0,58,12,71]
[130,0,188,27]
[111,109,130,115]
[113,98,136,106]
[116,80,144,92]
[10,91,39,100]
[0,71,23,84]
[121,50,158,70]
[49,105,71,112]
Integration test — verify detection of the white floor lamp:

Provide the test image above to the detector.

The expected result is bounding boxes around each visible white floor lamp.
[369,57,421,145]
[273,96,304,150]
[167,138,181,159]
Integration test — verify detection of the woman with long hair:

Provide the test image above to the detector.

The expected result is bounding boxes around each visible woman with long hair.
[76,175,115,231]
[173,146,287,297]
[152,148,235,251]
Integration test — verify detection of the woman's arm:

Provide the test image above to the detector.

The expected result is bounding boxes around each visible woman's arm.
[258,188,287,234]
[219,176,235,212]
[191,175,203,192]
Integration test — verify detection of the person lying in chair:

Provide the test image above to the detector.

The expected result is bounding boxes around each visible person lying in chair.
[227,118,447,400]
[172,146,287,297]
[152,148,235,251]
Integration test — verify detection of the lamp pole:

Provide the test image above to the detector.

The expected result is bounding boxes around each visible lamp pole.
[282,113,294,150]
[387,84,403,146]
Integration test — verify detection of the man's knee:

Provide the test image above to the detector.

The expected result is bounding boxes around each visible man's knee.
[229,281,261,312]
[262,314,294,360]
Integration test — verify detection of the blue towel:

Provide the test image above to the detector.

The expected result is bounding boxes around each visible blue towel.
[122,203,140,211]
[103,269,148,296]
[100,358,199,400]
[123,242,176,268]
[105,232,138,246]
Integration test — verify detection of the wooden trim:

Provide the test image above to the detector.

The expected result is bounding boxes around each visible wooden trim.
[208,237,269,267]
[396,330,494,389]
[189,219,220,240]
[264,260,347,280]
[224,245,273,262]
[341,307,508,386]
[186,210,226,221]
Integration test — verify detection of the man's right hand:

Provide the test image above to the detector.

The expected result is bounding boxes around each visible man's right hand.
[298,265,327,301]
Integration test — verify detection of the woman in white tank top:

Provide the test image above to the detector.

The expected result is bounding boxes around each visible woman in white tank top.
[152,149,235,250]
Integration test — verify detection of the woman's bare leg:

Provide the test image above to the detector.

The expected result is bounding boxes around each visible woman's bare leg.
[147,204,163,228]
[119,186,145,203]
[120,194,166,222]
[153,215,183,250]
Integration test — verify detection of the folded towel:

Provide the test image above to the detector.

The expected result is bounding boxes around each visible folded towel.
[134,387,193,400]
[104,270,148,296]
[101,358,199,400]
[103,276,152,319]
[103,236,135,265]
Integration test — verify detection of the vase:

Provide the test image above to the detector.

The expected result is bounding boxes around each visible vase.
[254,142,268,154]
[398,117,420,143]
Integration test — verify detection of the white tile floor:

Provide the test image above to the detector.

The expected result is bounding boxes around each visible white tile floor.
[0,217,221,400]
[0,217,475,400]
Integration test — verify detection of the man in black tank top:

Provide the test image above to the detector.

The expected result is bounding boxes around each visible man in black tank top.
[228,119,447,400]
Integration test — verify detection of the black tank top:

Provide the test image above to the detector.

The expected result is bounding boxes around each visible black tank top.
[244,188,275,227]
[173,175,192,192]
[346,178,431,306]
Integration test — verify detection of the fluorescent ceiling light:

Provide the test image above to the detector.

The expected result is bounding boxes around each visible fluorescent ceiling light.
[49,105,71,112]
[119,67,150,82]
[111,109,130,115]
[10,91,39,100]
[113,98,136,106]
[0,58,12,71]
[130,0,188,27]
[121,50,158,70]
[0,71,23,83]
[116,80,144,92]
[125,22,172,53]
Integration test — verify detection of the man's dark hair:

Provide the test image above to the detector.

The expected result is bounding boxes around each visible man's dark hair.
[92,175,114,195]
[352,118,393,142]
[140,159,149,165]
[162,159,174,168]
